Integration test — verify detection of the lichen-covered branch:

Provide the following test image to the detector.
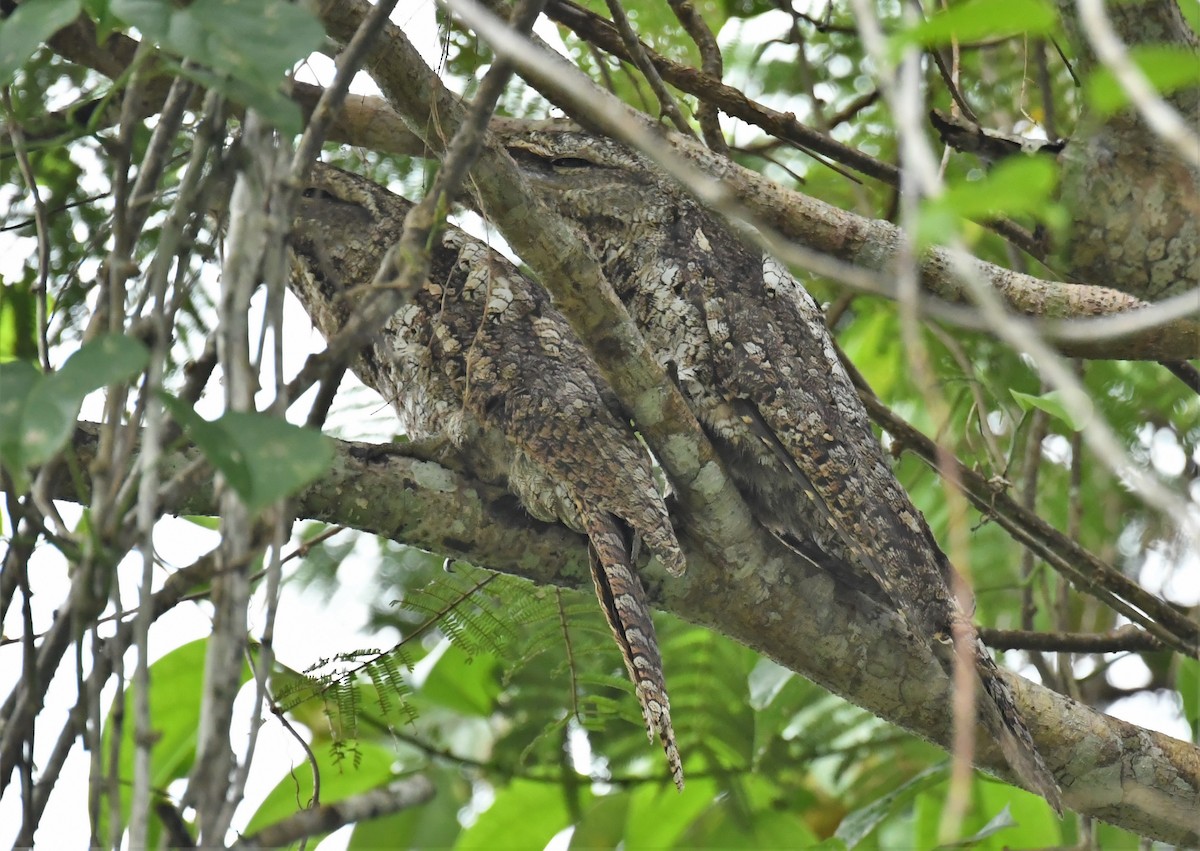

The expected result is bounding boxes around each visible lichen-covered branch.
[53,423,1200,844]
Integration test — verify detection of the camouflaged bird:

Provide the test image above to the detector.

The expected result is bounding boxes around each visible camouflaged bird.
[501,124,1063,812]
[289,163,685,788]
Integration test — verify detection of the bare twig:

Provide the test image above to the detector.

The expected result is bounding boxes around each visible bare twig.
[665,0,727,151]
[603,0,693,135]
[980,625,1164,653]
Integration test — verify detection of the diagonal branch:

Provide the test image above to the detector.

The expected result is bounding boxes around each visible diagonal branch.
[45,423,1200,845]
[316,0,760,569]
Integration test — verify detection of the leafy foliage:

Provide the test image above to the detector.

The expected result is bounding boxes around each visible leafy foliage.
[0,0,1194,847]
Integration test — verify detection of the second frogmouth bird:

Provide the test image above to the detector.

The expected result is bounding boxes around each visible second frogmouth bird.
[289,162,686,788]
[501,123,1063,812]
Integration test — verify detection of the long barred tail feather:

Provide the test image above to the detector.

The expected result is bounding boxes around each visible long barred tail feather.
[583,511,684,790]
[936,622,1063,814]
[971,637,1064,814]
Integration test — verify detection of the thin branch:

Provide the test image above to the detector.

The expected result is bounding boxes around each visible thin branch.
[543,0,900,184]
[42,423,1200,844]
[847,370,1199,658]
[665,0,727,152]
[231,776,435,849]
[980,625,1165,653]
[602,0,693,135]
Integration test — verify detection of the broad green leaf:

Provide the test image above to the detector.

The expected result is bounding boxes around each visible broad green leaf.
[348,765,466,850]
[159,394,254,498]
[26,335,149,466]
[217,410,333,511]
[52,333,149,399]
[676,775,821,847]
[0,282,39,361]
[836,764,947,848]
[109,0,322,133]
[160,396,333,513]
[245,741,406,837]
[417,642,501,717]
[98,638,251,844]
[918,158,1062,250]
[900,0,1057,49]
[0,360,38,489]
[974,780,1060,848]
[454,780,582,850]
[1177,656,1199,739]
[1011,389,1092,431]
[1085,46,1200,116]
[748,657,793,710]
[570,792,631,849]
[938,803,1017,847]
[0,335,147,479]
[0,0,82,85]
[624,777,719,847]
[20,374,81,467]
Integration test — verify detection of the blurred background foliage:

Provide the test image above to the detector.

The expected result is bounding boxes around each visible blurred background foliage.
[1,0,1195,847]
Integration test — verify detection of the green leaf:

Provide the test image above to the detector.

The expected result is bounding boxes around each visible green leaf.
[570,792,631,848]
[98,638,251,844]
[109,0,322,133]
[836,764,948,848]
[54,333,149,399]
[218,410,334,510]
[348,765,466,850]
[1084,46,1200,117]
[0,360,39,490]
[245,741,406,837]
[417,641,501,717]
[1010,389,1092,432]
[748,657,794,710]
[918,157,1062,250]
[0,335,148,481]
[160,396,333,513]
[938,803,1017,847]
[454,780,581,850]
[0,282,39,361]
[0,0,82,85]
[1177,656,1199,740]
[27,335,149,466]
[623,777,719,847]
[900,0,1057,49]
[973,779,1061,848]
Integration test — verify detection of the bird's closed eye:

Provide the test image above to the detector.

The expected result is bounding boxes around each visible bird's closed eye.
[301,187,339,201]
[550,157,595,169]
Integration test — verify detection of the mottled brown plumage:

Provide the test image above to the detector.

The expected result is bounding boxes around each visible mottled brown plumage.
[289,163,684,788]
[502,125,1062,812]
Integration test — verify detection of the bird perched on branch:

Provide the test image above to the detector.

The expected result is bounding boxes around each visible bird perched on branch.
[501,123,1063,812]
[289,162,685,789]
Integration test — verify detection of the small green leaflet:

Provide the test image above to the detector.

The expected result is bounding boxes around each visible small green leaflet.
[1177,656,1199,740]
[0,0,82,86]
[1085,46,1200,117]
[898,0,1057,50]
[109,0,324,134]
[1011,388,1092,432]
[937,803,1018,847]
[160,395,333,513]
[835,763,948,849]
[917,157,1063,251]
[0,334,148,490]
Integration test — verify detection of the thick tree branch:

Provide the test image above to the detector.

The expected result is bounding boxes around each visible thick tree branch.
[27,14,1198,360]
[49,423,1200,845]
[453,11,1199,360]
